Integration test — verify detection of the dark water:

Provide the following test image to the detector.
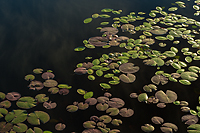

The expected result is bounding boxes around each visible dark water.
[0,0,200,132]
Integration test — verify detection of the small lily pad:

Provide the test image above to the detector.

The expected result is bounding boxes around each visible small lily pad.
[141,124,155,132]
[84,18,92,24]
[111,119,122,126]
[13,123,28,132]
[119,108,134,117]
[55,123,66,131]
[84,92,93,99]
[41,72,55,80]
[100,83,111,89]
[0,100,11,108]
[96,103,109,111]
[35,94,49,103]
[78,102,89,110]
[66,105,78,112]
[25,74,35,81]
[33,68,43,74]
[151,116,164,124]
[99,115,112,123]
[43,80,58,88]
[106,108,119,116]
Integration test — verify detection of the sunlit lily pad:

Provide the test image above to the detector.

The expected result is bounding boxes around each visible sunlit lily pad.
[27,111,50,125]
[151,116,164,124]
[119,73,136,83]
[16,97,37,109]
[58,84,72,89]
[5,110,27,124]
[187,124,200,132]
[100,83,111,89]
[109,80,120,85]
[161,123,178,132]
[143,84,157,92]
[189,66,200,73]
[111,119,122,126]
[106,108,119,116]
[155,90,177,103]
[138,93,148,102]
[119,63,139,73]
[141,124,155,132]
[151,75,168,85]
[26,127,43,133]
[84,92,93,99]
[78,102,89,110]
[180,71,198,81]
[84,18,92,24]
[185,56,192,63]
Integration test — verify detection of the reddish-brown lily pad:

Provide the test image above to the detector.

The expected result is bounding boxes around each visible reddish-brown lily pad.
[130,93,138,98]
[28,81,44,90]
[104,92,112,98]
[55,123,66,131]
[119,63,139,73]
[74,67,87,75]
[66,105,78,112]
[108,98,125,108]
[85,98,97,105]
[82,129,102,133]
[43,101,57,109]
[100,27,119,35]
[97,96,109,103]
[157,103,166,108]
[88,37,109,46]
[90,116,99,122]
[41,72,55,80]
[82,62,93,69]
[0,122,13,132]
[6,92,21,101]
[151,75,168,85]
[59,88,69,95]
[119,108,134,117]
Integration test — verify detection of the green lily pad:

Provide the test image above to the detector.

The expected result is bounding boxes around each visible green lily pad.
[99,14,111,18]
[26,127,43,133]
[48,87,59,94]
[25,74,35,81]
[0,100,11,108]
[84,18,92,24]
[0,92,5,100]
[87,69,94,74]
[151,58,165,66]
[74,46,85,51]
[99,115,112,123]
[100,83,111,89]
[138,93,148,102]
[84,92,93,99]
[168,7,178,11]
[100,22,109,25]
[187,124,200,132]
[77,89,86,95]
[66,105,78,112]
[13,123,27,132]
[83,121,96,129]
[0,108,8,118]
[111,119,122,126]
[16,97,37,109]
[109,80,120,85]
[91,65,102,70]
[104,73,114,78]
[96,103,109,111]
[58,84,72,89]
[171,62,181,69]
[5,110,27,124]
[181,71,198,81]
[188,66,200,73]
[96,70,103,77]
[179,79,191,85]
[185,56,192,63]
[35,94,49,103]
[163,51,176,57]
[101,8,113,12]
[27,111,50,125]
[106,108,119,116]
[88,75,95,80]
[43,79,58,87]
[33,68,43,74]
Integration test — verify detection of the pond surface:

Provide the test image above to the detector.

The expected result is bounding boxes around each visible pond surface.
[0,0,200,133]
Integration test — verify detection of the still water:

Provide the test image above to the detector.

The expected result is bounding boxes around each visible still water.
[0,0,200,132]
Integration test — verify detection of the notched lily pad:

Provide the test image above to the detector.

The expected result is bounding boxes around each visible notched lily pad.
[16,97,37,109]
[55,123,66,131]
[96,103,109,111]
[0,100,11,108]
[35,94,49,103]
[6,92,21,101]
[85,98,97,105]
[27,111,50,125]
[151,116,164,124]
[155,90,177,103]
[28,81,44,90]
[108,98,125,108]
[119,73,136,83]
[99,115,112,123]
[119,108,134,117]
[119,63,139,73]
[43,80,58,87]
[66,105,78,112]
[141,124,155,132]
[106,108,119,116]
[41,72,55,80]
[111,119,122,126]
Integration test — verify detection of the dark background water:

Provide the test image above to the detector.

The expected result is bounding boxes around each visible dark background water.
[0,0,200,132]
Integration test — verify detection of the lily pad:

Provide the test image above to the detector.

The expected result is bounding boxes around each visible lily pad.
[99,115,112,123]
[96,103,109,111]
[25,74,35,81]
[97,96,109,103]
[151,75,168,85]
[16,97,37,109]
[84,18,92,24]
[119,108,134,117]
[48,87,59,94]
[119,63,139,73]
[106,108,119,116]
[138,93,148,102]
[108,98,125,108]
[55,123,66,131]
[74,46,85,51]
[43,80,58,87]
[33,68,43,74]
[100,83,111,89]
[35,94,49,103]
[78,102,89,110]
[26,127,43,133]
[5,110,27,124]
[59,88,69,95]
[155,90,177,103]
[151,116,164,124]
[111,119,122,126]
[84,92,93,99]
[27,111,50,125]
[6,92,21,101]
[0,100,11,108]
[0,122,13,132]
[180,71,198,81]
[187,124,200,132]
[13,123,28,133]
[66,105,78,112]
[0,108,8,118]
[141,124,155,132]
[85,98,97,105]
[41,72,55,80]
[182,115,199,125]
[43,101,57,109]
[119,73,136,83]
[28,81,44,90]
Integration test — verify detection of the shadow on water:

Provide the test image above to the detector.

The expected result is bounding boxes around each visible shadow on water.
[0,0,200,133]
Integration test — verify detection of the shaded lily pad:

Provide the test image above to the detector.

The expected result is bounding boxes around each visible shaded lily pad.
[85,98,97,105]
[59,88,69,95]
[16,97,37,109]
[104,92,112,98]
[157,103,166,108]
[55,123,66,131]
[27,111,50,125]
[6,92,21,101]
[141,124,155,132]
[96,103,109,111]
[25,74,35,81]
[28,81,44,90]
[35,94,49,103]
[0,100,11,108]
[5,110,27,124]
[66,105,78,112]
[108,98,125,108]
[13,123,28,133]
[48,87,59,94]
[33,68,43,74]
[41,72,55,80]
[88,37,108,46]
[99,115,112,123]
[119,108,134,117]
[0,122,13,132]
[100,27,118,35]
[74,67,87,75]
[106,108,119,116]
[43,80,58,87]
[155,90,177,103]
[43,101,57,109]
[188,66,200,73]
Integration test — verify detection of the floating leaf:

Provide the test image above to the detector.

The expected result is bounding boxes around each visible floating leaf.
[119,108,134,117]
[111,119,122,126]
[5,110,27,124]
[78,102,89,110]
[25,74,35,81]
[33,68,43,74]
[48,87,59,94]
[35,94,49,103]
[6,92,21,101]
[85,98,97,105]
[77,89,86,95]
[155,90,177,103]
[182,115,198,125]
[119,73,136,83]
[96,103,109,111]
[108,98,125,108]
[106,108,119,116]
[16,97,37,109]
[27,111,50,125]
[43,80,58,88]
[58,84,72,89]
[43,101,57,109]
[84,92,93,99]
[84,18,92,24]
[151,116,164,124]
[13,123,28,133]
[181,71,198,81]
[100,83,111,89]
[66,105,78,112]
[0,100,11,108]
[141,124,155,132]
[99,115,112,123]
[41,72,55,80]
